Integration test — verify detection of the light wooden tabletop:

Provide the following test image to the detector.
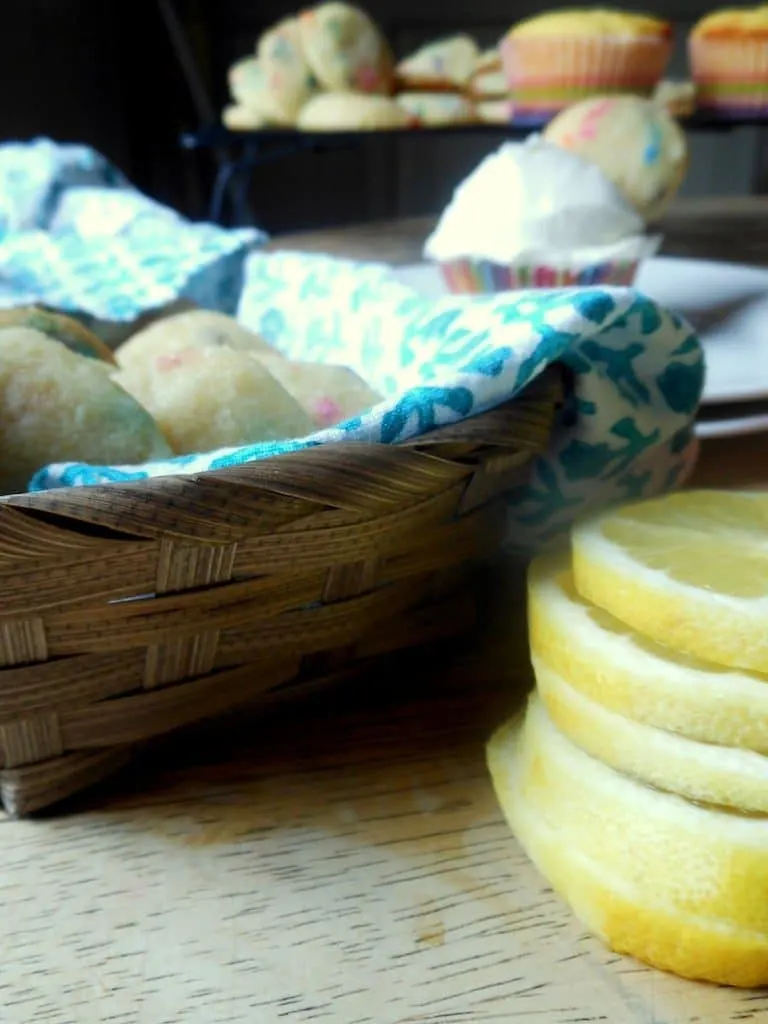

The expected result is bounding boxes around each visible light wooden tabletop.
[2,208,767,1024]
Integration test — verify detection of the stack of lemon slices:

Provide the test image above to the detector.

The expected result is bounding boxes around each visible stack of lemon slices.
[487,490,768,988]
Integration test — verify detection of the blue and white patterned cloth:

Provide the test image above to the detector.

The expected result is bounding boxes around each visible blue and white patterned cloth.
[33,250,704,551]
[0,138,264,318]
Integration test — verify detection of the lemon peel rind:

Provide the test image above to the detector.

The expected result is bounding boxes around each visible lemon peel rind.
[489,699,768,931]
[487,711,768,987]
[571,505,768,673]
[528,554,768,753]
[534,657,768,813]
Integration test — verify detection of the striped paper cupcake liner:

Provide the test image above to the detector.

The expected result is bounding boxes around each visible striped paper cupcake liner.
[690,37,768,117]
[501,35,671,117]
[439,258,639,294]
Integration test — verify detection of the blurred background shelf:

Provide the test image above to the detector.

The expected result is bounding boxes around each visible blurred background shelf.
[185,115,768,152]
[183,117,768,227]
[4,1,768,235]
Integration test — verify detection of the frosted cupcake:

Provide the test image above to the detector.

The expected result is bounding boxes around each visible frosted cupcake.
[501,9,673,122]
[690,6,768,117]
[424,138,659,294]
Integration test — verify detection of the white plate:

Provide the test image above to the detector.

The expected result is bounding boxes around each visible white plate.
[391,256,768,407]
[696,411,768,439]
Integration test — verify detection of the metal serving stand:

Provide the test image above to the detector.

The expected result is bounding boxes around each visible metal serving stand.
[181,116,767,228]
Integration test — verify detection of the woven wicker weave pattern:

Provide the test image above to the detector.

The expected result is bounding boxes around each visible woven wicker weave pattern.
[0,368,561,815]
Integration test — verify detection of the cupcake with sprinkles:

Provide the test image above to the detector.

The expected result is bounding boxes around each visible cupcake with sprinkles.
[501,8,673,122]
[424,135,660,295]
[690,5,768,118]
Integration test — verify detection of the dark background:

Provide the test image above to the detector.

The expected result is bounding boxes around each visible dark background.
[3,0,766,234]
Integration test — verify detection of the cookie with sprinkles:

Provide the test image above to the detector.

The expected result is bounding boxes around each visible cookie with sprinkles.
[297,91,412,130]
[396,35,480,91]
[476,99,512,124]
[298,3,394,94]
[544,95,688,221]
[222,104,268,131]
[252,353,382,428]
[469,66,509,100]
[395,92,477,126]
[257,16,317,120]
[0,327,170,494]
[228,56,299,126]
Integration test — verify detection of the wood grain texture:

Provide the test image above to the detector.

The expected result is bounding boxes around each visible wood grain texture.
[0,641,766,1024]
[2,213,766,1021]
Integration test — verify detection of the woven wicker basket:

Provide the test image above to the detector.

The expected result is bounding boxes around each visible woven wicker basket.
[0,368,561,815]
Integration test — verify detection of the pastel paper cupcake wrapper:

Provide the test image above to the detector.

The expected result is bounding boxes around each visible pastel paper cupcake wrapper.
[690,37,768,117]
[439,258,640,294]
[501,35,672,116]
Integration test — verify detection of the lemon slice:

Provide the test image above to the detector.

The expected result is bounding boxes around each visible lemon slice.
[487,699,768,986]
[492,777,768,989]
[534,657,768,812]
[571,490,768,672]
[529,554,768,753]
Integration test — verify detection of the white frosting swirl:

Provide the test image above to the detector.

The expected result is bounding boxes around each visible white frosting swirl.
[424,137,647,265]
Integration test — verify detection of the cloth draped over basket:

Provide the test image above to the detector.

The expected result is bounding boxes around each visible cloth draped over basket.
[0,138,263,319]
[33,249,704,551]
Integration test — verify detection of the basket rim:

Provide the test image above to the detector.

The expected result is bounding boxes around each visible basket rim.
[0,366,563,512]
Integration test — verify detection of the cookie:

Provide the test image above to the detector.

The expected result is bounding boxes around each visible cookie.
[543,95,689,221]
[469,67,508,99]
[256,17,317,120]
[475,48,502,74]
[254,354,381,427]
[115,346,314,455]
[396,35,479,90]
[395,92,476,126]
[298,92,412,130]
[298,3,393,94]
[0,328,171,494]
[476,99,512,124]
[653,80,697,119]
[116,310,272,371]
[228,57,298,127]
[0,307,115,364]
[222,104,268,131]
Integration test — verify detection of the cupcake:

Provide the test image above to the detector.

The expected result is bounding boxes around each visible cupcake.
[690,6,768,118]
[501,9,673,122]
[424,137,659,294]
[543,95,689,221]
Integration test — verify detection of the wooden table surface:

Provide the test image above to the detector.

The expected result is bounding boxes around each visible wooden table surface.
[3,204,768,1024]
